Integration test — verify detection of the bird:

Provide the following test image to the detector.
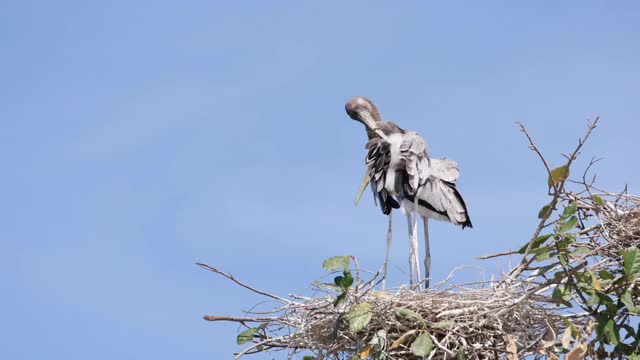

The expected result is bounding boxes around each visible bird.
[346,96,472,288]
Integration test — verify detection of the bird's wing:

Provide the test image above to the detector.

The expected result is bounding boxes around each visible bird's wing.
[430,158,460,183]
[365,137,399,214]
[398,131,431,196]
[412,178,473,228]
[394,131,471,228]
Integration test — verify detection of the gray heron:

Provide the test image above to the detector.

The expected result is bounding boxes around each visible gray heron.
[346,96,472,288]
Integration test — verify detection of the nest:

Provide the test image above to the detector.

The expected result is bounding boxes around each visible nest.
[535,189,640,285]
[199,261,568,360]
[281,285,556,359]
[581,192,640,267]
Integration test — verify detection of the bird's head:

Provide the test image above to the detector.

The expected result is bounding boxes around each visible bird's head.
[345,96,382,130]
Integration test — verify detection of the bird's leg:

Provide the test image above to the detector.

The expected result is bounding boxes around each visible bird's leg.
[423,216,431,289]
[381,212,392,290]
[405,212,415,285]
[412,197,421,288]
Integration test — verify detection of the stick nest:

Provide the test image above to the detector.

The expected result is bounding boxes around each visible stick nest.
[276,284,555,359]
[579,192,640,271]
[199,258,568,360]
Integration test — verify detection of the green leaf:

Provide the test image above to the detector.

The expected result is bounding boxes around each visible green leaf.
[347,302,372,333]
[518,234,553,254]
[410,332,433,357]
[622,247,640,278]
[333,292,346,307]
[534,249,557,261]
[432,320,455,329]
[548,165,570,186]
[559,254,568,267]
[342,270,354,289]
[621,290,640,315]
[602,319,619,345]
[592,195,605,205]
[599,270,615,280]
[393,308,425,325]
[530,245,554,255]
[590,271,601,291]
[587,293,600,308]
[323,256,351,271]
[597,293,615,308]
[303,356,316,360]
[552,284,572,302]
[558,216,578,233]
[455,346,466,360]
[538,204,552,219]
[576,271,595,293]
[333,270,354,290]
[556,238,574,249]
[237,328,258,345]
[570,246,590,257]
[562,202,578,219]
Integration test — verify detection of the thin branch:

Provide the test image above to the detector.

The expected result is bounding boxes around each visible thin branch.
[203,315,281,323]
[234,335,288,360]
[196,262,291,304]
[510,118,599,279]
[477,249,519,260]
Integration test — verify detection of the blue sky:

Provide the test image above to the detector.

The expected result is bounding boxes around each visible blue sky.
[2,1,640,359]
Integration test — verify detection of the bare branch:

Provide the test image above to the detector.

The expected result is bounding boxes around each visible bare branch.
[196,263,291,304]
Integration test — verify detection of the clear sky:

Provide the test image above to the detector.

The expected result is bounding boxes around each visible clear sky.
[2,1,640,359]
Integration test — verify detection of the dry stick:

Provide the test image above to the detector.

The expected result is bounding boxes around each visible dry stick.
[510,118,599,279]
[508,122,563,279]
[203,315,281,322]
[196,263,291,304]
[234,335,288,360]
[477,249,519,260]
[351,255,361,297]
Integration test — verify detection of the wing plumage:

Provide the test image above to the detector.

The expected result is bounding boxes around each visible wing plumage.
[430,158,460,183]
[364,122,472,228]
[398,131,431,197]
[365,137,399,215]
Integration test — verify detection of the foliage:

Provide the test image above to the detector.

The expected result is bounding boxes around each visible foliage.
[509,118,640,359]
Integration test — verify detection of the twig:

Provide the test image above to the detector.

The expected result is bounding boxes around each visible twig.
[234,335,288,359]
[196,263,291,304]
[510,118,599,279]
[203,315,280,323]
[477,249,519,260]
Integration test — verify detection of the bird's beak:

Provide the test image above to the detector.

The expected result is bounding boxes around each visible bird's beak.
[358,110,377,129]
[354,168,371,206]
[359,111,389,141]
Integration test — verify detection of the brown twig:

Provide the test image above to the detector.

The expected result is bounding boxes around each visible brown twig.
[510,118,599,279]
[196,263,291,304]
